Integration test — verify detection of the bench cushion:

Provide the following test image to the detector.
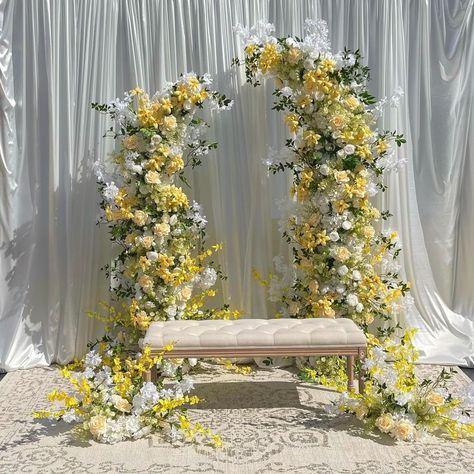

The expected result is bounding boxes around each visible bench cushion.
[143,318,366,351]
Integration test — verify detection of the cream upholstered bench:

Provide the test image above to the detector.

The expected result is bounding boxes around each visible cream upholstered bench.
[142,318,367,391]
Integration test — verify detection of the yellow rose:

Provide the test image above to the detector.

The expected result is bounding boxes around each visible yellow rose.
[112,396,132,413]
[375,414,395,433]
[89,415,107,437]
[141,236,154,249]
[133,210,148,226]
[391,420,415,441]
[145,170,161,184]
[334,170,350,183]
[345,95,360,110]
[162,115,177,132]
[426,391,445,407]
[153,222,171,237]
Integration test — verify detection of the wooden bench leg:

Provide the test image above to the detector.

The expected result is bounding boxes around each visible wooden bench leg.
[143,370,152,383]
[358,348,366,393]
[346,355,355,391]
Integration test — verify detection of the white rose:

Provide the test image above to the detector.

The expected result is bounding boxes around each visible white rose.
[146,251,158,261]
[329,231,340,242]
[347,294,359,306]
[337,265,349,276]
[89,415,107,437]
[344,144,356,155]
[352,270,361,281]
[169,214,178,226]
[337,149,345,157]
[342,221,352,230]
[355,303,364,312]
[319,164,330,176]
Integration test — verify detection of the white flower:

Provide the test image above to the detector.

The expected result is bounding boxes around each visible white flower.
[63,410,80,423]
[337,265,349,276]
[199,267,217,290]
[395,391,414,406]
[319,164,330,176]
[342,220,352,230]
[85,350,102,368]
[146,251,159,261]
[346,294,358,306]
[355,303,364,312]
[329,231,340,242]
[352,270,361,281]
[103,182,119,202]
[343,144,355,155]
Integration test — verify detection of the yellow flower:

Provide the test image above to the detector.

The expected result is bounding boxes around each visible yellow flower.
[285,113,299,133]
[362,226,375,239]
[258,43,281,73]
[141,236,154,250]
[288,301,301,316]
[334,200,349,213]
[112,395,132,413]
[354,402,368,420]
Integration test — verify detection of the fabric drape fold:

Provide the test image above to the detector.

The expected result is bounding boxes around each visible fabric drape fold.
[1,0,473,370]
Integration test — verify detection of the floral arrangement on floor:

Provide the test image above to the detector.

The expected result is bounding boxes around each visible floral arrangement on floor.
[34,73,234,445]
[235,19,474,441]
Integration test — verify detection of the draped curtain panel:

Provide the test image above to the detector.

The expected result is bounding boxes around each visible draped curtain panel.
[0,0,473,371]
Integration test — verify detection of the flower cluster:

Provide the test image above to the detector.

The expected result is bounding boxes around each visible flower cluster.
[35,344,219,445]
[238,20,410,329]
[34,74,234,444]
[333,330,474,441]
[238,19,474,441]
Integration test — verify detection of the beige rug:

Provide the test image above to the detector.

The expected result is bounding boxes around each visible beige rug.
[0,364,473,473]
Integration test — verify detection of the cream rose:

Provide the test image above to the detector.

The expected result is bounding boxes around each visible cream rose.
[89,414,107,437]
[112,395,132,413]
[145,170,161,184]
[354,403,368,420]
[308,280,319,293]
[329,114,345,129]
[288,301,301,316]
[362,226,375,239]
[139,274,154,292]
[133,210,148,226]
[153,222,171,237]
[162,115,177,132]
[141,236,154,249]
[426,391,445,407]
[179,286,193,301]
[334,170,350,183]
[391,420,415,441]
[375,414,395,433]
[335,247,351,262]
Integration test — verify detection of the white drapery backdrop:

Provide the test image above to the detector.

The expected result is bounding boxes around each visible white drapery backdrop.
[1,0,473,371]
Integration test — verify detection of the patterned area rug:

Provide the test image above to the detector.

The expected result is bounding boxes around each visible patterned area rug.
[0,364,473,473]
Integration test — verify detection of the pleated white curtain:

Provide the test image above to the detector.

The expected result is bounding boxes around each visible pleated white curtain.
[1,0,473,371]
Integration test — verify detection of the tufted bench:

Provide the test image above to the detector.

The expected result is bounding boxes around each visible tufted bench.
[142,318,367,391]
